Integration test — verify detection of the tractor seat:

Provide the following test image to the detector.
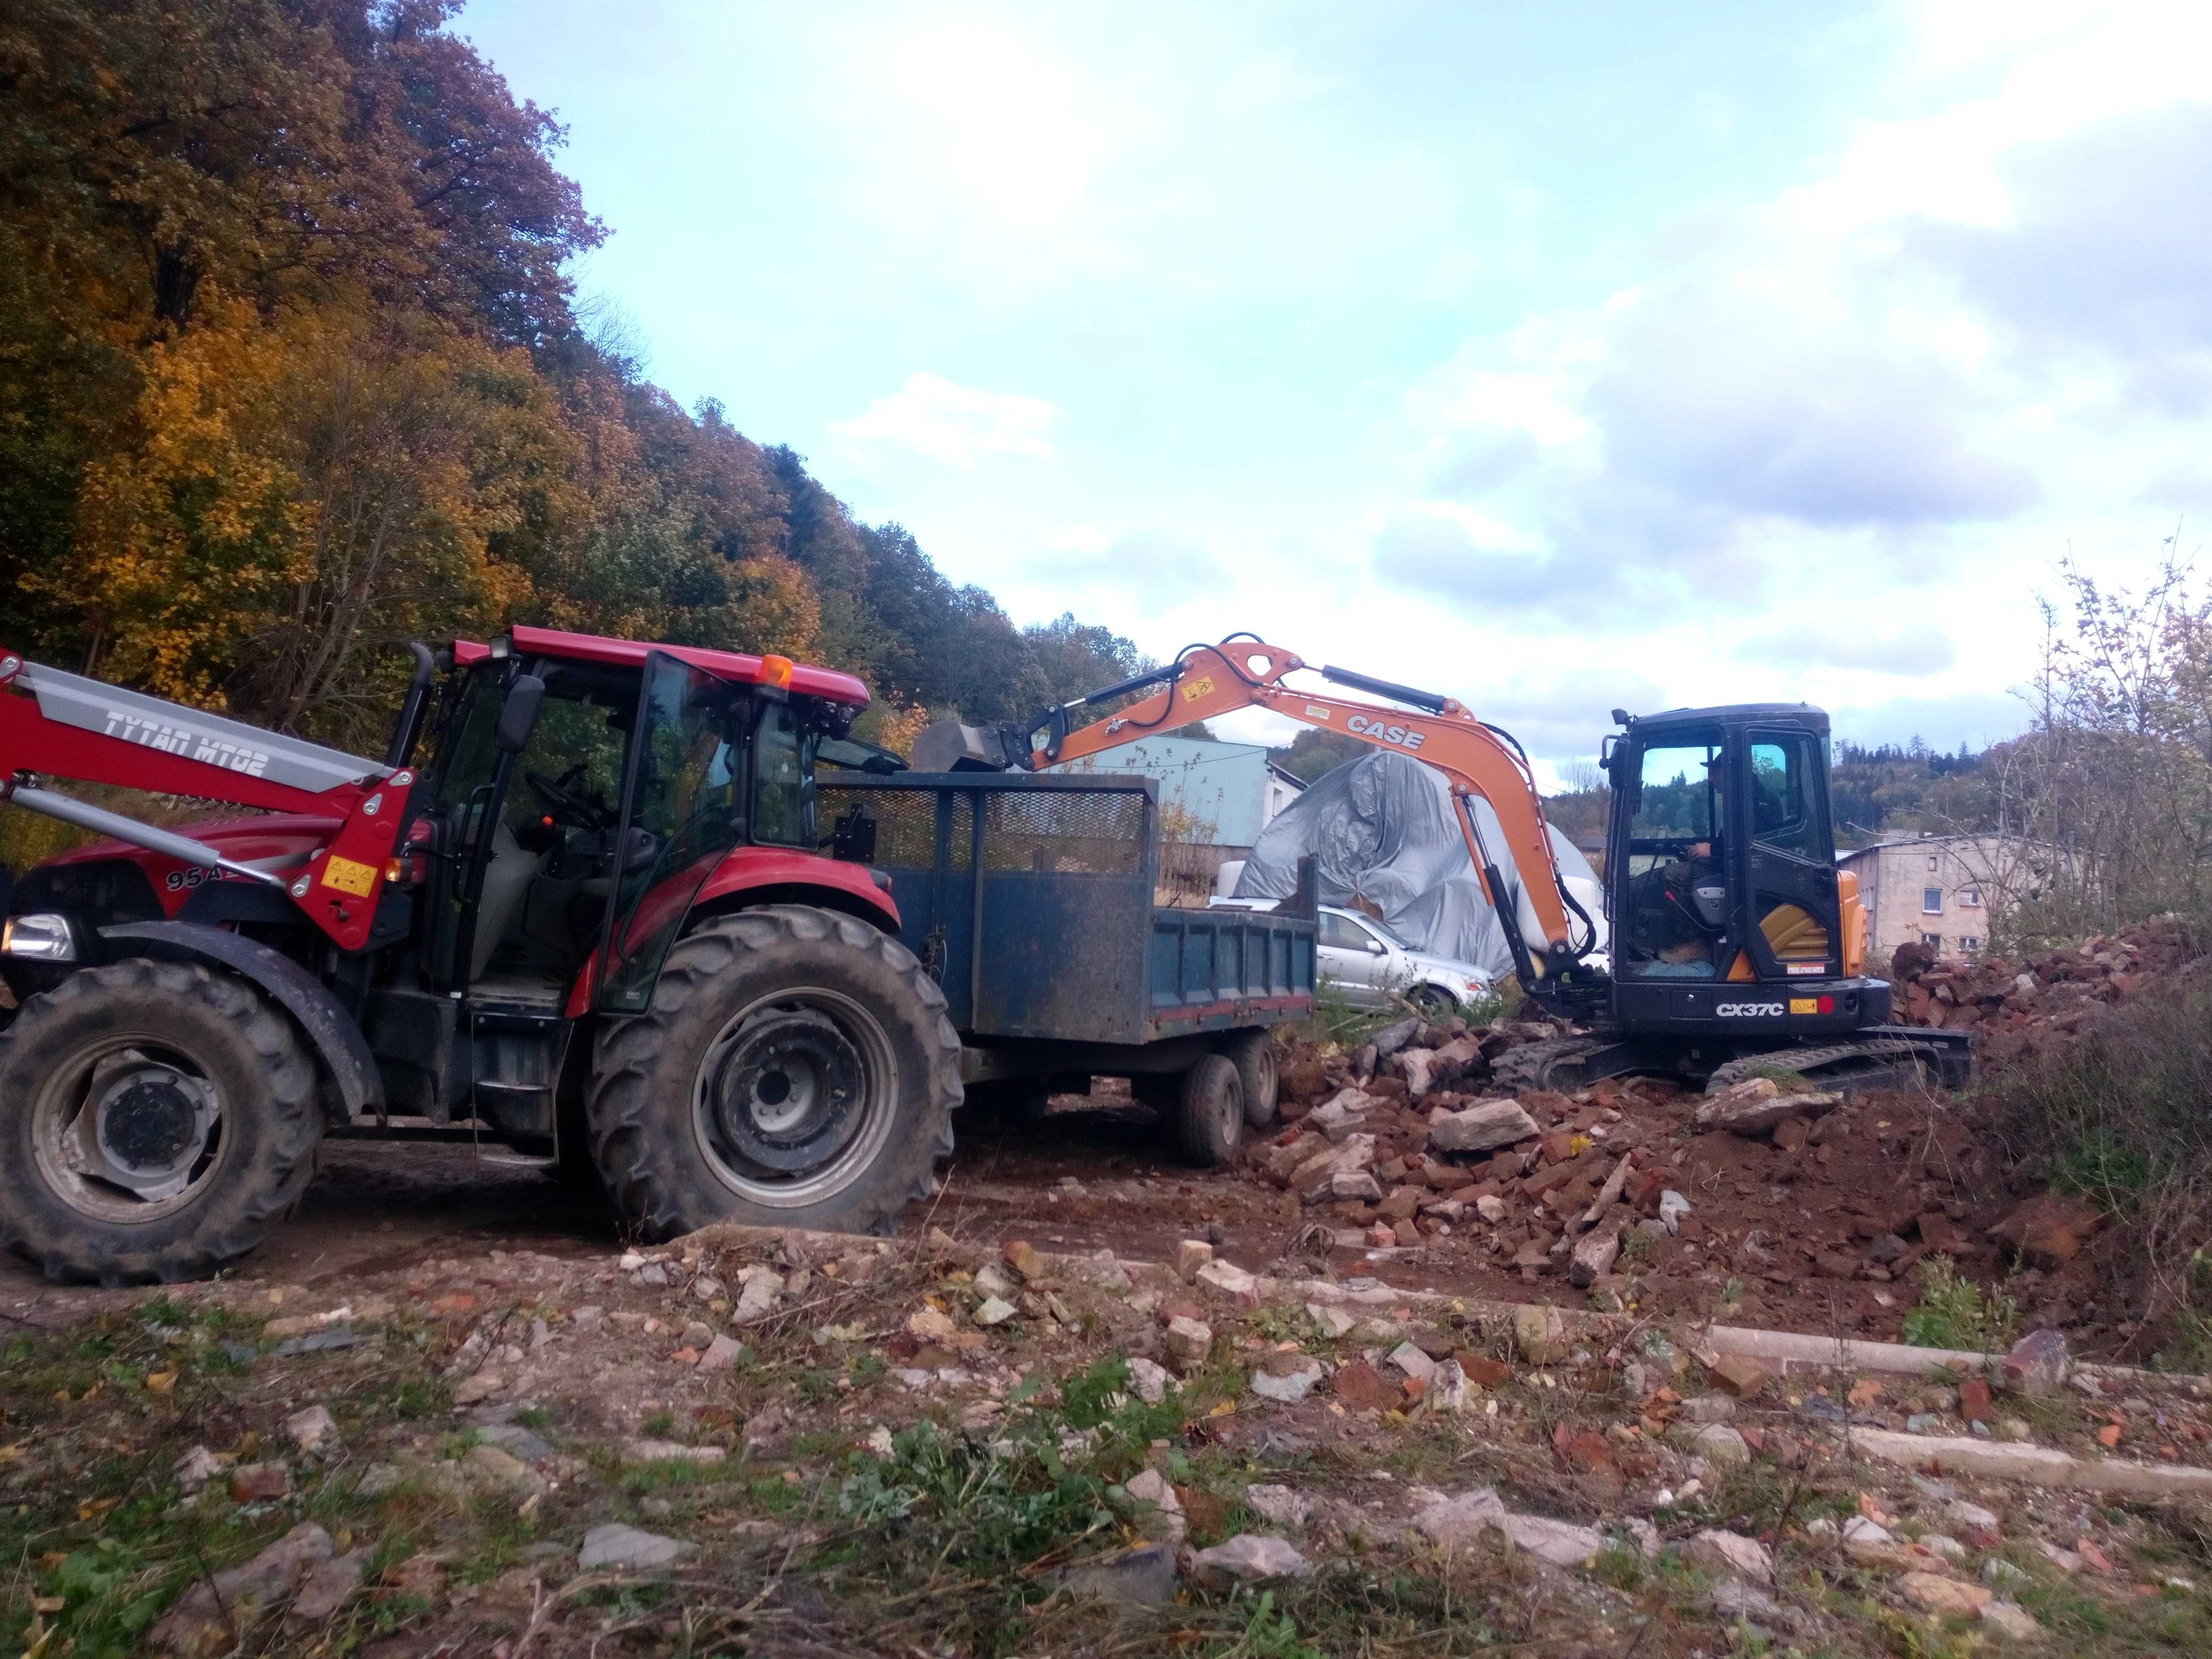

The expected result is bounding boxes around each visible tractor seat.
[471,822,547,982]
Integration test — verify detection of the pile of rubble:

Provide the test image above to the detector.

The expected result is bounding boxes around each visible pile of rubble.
[1260,1016,1764,1294]
[1889,912,2203,1065]
[1253,1018,2111,1321]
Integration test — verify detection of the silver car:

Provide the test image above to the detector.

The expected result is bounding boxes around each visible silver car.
[1313,906,1493,1015]
[1212,897,1492,1015]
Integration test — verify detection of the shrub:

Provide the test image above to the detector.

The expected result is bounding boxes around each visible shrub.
[1985,978,2212,1352]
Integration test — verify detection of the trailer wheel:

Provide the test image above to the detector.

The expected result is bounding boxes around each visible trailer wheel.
[588,906,962,1238]
[1176,1055,1245,1167]
[0,960,321,1286]
[1222,1030,1279,1129]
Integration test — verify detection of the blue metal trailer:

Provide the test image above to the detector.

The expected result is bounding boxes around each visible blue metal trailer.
[816,771,1316,1162]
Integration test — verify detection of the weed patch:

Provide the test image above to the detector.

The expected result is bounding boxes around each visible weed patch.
[1902,1255,2021,1352]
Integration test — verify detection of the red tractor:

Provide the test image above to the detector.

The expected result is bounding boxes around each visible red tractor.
[0,628,961,1285]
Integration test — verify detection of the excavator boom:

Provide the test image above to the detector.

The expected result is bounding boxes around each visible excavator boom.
[1021,637,1597,998]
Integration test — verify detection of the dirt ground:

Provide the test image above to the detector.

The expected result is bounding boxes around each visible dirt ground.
[0,1075,2073,1354]
[7,1070,2212,1658]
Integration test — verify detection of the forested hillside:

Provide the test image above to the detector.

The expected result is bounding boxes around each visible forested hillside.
[0,1,1140,754]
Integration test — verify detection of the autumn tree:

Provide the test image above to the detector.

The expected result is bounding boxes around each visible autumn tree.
[0,0,1141,768]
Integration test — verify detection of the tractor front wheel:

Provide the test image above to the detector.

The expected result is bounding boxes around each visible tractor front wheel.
[586,906,962,1238]
[0,960,322,1285]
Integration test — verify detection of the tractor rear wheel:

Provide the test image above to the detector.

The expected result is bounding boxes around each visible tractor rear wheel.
[0,959,321,1285]
[586,906,962,1238]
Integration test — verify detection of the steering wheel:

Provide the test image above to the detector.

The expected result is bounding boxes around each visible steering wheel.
[526,765,604,831]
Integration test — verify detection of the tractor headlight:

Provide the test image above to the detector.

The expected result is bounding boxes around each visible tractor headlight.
[0,912,78,962]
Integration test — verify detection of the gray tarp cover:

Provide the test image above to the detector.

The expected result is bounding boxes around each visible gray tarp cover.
[1232,749,1602,981]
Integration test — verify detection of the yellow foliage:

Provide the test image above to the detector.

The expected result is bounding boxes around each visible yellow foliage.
[866,700,932,758]
[726,555,823,660]
[45,292,309,705]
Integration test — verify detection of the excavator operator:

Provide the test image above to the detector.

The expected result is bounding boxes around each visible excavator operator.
[1624,752,1728,976]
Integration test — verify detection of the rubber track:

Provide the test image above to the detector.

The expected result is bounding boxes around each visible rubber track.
[587,906,962,1239]
[1491,1035,1610,1094]
[0,959,320,1286]
[1702,1038,1946,1094]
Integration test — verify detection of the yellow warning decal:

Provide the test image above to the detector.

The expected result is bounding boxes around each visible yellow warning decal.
[1788,998,1819,1015]
[322,856,380,898]
[1180,675,1216,701]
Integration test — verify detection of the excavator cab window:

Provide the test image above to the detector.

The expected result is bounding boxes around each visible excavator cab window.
[1618,736,1728,978]
[1748,736,1821,861]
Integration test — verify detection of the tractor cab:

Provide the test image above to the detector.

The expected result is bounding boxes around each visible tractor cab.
[414,626,884,1012]
[354,625,894,1132]
[1601,702,1888,1039]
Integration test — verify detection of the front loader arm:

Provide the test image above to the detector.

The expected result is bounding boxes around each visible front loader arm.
[1027,638,1594,991]
[0,650,408,951]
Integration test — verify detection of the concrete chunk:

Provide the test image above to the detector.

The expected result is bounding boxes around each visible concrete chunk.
[1500,1513,1605,1567]
[1412,1486,1507,1547]
[1694,1079,1839,1137]
[1848,1427,2212,1500]
[579,1523,692,1571]
[1191,1534,1313,1583]
[1429,1100,1539,1155]
[1056,1543,1178,1607]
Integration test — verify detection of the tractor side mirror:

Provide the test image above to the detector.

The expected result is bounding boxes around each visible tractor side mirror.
[495,675,546,754]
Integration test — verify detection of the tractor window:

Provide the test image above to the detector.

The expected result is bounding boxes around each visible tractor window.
[513,693,629,830]
[598,654,744,1013]
[432,673,506,837]
[1749,736,1824,862]
[751,700,818,848]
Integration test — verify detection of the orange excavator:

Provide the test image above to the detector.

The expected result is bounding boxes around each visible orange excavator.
[981,634,1971,1095]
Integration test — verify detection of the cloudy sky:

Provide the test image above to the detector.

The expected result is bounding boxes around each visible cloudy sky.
[463,0,2210,779]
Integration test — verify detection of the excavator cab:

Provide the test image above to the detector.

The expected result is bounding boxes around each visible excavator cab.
[1602,703,1887,1038]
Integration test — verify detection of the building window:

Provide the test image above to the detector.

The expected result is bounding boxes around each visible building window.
[1926,855,1939,871]
[1921,932,1942,949]
[1959,887,1981,907]
[1959,936,1981,952]
[1922,886,1942,914]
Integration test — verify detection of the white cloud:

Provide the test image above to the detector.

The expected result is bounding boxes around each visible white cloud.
[1737,622,1959,676]
[1384,4,2212,652]
[832,373,1063,467]
[1040,523,1113,555]
[853,11,1147,241]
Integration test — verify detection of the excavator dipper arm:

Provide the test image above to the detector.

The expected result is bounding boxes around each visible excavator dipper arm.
[1026,638,1595,991]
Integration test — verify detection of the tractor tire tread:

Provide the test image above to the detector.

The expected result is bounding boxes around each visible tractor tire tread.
[585,906,961,1241]
[0,959,320,1286]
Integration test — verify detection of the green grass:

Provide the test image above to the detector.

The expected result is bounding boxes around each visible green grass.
[1901,1255,2021,1353]
[1205,1590,1329,1659]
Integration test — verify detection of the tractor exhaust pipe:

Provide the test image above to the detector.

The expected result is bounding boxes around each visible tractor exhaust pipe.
[0,781,286,887]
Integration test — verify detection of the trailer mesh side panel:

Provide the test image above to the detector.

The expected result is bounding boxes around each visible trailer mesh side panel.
[815,775,1158,1040]
[825,785,973,871]
[977,788,1145,875]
